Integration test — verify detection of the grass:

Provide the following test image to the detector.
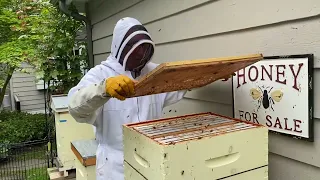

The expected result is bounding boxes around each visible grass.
[0,166,49,180]
[0,144,50,180]
[26,167,49,180]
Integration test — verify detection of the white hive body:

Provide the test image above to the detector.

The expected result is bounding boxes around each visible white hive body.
[123,113,269,180]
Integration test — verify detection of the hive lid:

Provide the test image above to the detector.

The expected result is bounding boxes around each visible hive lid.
[51,94,69,112]
[130,54,263,97]
[125,113,264,145]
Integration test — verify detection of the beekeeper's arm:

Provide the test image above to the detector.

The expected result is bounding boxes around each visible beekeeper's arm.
[68,67,135,124]
[163,90,188,107]
[162,74,235,107]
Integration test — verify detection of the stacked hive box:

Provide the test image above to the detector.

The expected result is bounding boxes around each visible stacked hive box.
[123,112,268,180]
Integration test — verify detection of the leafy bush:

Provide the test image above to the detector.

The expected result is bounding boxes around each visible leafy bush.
[0,110,50,144]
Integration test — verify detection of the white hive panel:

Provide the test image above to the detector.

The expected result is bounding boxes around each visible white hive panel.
[123,113,268,180]
[124,161,268,180]
[223,166,268,180]
[124,161,147,180]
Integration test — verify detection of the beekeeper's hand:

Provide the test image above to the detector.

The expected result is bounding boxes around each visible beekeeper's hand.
[105,75,135,101]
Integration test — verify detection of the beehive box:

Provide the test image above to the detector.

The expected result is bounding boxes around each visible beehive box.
[123,112,268,180]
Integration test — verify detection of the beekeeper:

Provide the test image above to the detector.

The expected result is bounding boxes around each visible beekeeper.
[68,17,231,180]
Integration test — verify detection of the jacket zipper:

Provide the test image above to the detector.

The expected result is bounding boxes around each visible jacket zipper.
[137,97,140,122]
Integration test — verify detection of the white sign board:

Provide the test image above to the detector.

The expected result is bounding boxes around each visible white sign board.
[232,54,314,141]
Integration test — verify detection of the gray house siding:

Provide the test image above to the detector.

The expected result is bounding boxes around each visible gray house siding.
[87,0,320,179]
[9,45,86,113]
[11,64,45,112]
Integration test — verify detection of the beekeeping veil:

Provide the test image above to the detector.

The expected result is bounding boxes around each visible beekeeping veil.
[102,17,155,78]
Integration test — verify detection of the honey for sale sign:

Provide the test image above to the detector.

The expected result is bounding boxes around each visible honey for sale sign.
[232,54,314,141]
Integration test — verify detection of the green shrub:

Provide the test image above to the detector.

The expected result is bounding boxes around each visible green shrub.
[0,110,50,144]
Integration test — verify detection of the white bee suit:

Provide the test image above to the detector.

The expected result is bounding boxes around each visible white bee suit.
[67,17,187,180]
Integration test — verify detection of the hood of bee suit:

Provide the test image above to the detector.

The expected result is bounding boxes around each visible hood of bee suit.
[101,17,155,79]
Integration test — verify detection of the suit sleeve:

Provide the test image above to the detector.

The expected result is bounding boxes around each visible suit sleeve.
[163,90,187,107]
[68,66,110,125]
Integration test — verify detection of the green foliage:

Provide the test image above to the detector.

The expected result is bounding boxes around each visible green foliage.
[0,0,88,104]
[0,110,52,144]
[34,2,88,94]
[0,0,44,106]
[0,0,46,67]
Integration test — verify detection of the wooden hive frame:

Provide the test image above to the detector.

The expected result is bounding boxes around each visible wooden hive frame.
[130,54,263,97]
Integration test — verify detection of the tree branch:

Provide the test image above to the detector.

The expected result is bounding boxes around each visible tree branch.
[0,67,15,108]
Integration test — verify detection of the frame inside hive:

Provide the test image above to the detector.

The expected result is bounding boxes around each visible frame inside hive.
[130,54,263,97]
[124,112,265,145]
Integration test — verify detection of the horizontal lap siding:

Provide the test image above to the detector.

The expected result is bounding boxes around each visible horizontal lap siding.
[94,53,109,66]
[20,103,45,111]
[268,119,320,168]
[12,76,36,83]
[91,0,320,114]
[152,20,320,118]
[91,0,213,40]
[89,0,320,174]
[92,0,320,66]
[269,153,320,180]
[14,90,44,97]
[93,37,112,55]
[90,0,143,25]
[11,69,45,112]
[163,98,233,118]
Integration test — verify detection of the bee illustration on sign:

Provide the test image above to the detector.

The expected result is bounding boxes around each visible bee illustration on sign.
[250,86,284,111]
